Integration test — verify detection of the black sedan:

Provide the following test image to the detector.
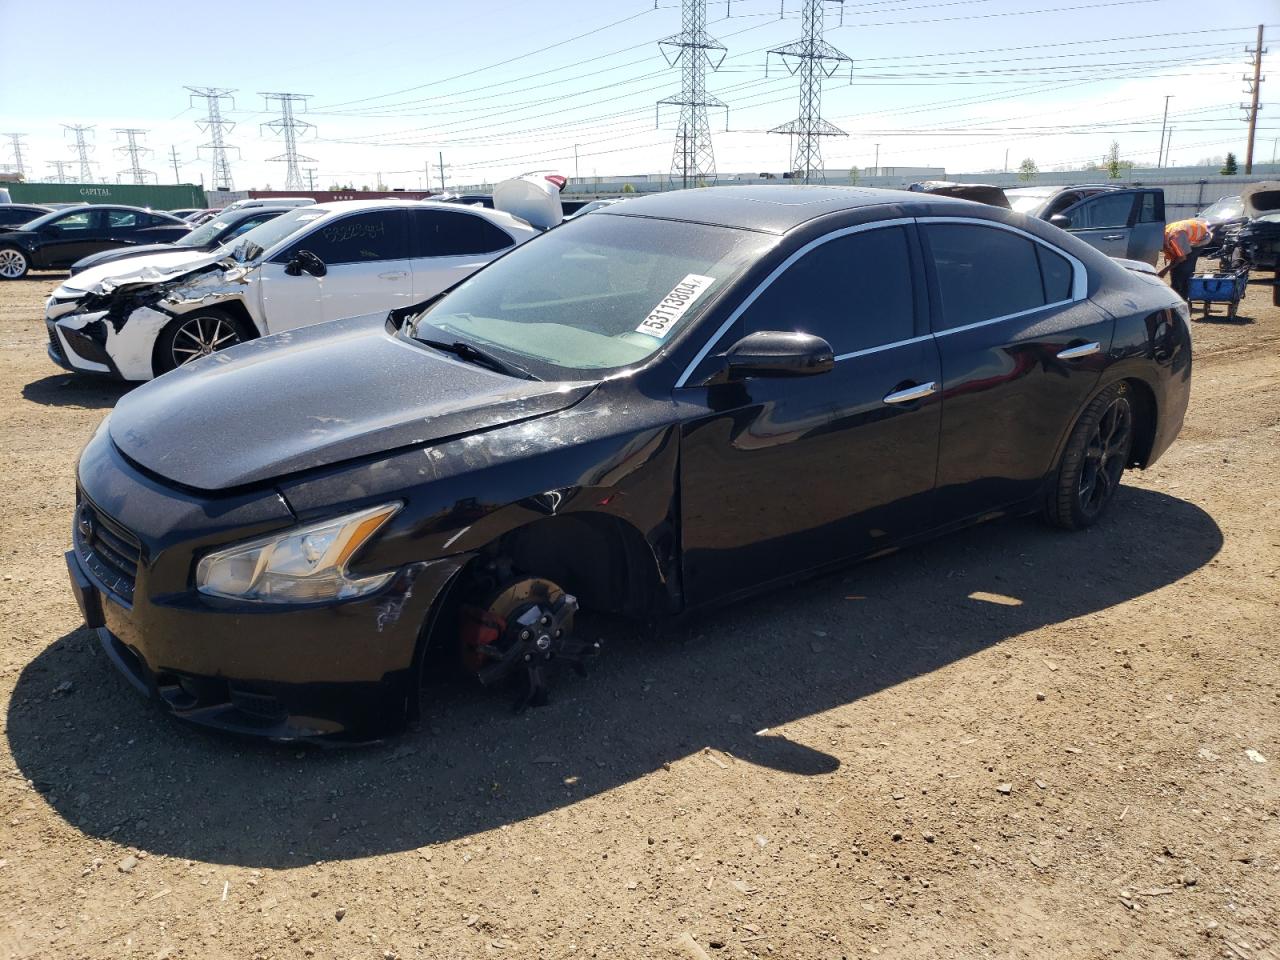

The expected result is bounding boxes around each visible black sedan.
[0,203,53,229]
[0,205,190,279]
[65,186,1191,740]
[68,205,290,275]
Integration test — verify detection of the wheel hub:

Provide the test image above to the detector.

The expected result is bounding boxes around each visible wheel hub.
[460,576,598,710]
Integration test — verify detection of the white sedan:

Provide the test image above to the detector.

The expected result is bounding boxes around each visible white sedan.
[46,198,541,381]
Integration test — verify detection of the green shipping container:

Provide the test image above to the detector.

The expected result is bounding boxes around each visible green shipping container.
[4,182,207,210]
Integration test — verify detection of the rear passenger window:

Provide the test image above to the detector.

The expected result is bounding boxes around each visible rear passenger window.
[1035,244,1073,303]
[737,226,916,355]
[411,210,514,257]
[926,224,1046,330]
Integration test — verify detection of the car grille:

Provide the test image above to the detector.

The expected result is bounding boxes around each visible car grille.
[47,325,67,363]
[74,499,141,603]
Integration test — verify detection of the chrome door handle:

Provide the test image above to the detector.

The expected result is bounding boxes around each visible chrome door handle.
[378,270,408,280]
[1056,341,1101,360]
[883,381,937,405]
[1101,234,1125,241]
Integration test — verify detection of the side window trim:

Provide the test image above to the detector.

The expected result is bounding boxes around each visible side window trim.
[914,216,1087,337]
[674,217,916,388]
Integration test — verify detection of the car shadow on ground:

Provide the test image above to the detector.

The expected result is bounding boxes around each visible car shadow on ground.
[21,373,132,409]
[7,487,1221,868]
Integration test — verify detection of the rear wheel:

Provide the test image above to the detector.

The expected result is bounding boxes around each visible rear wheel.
[0,247,30,280]
[153,310,251,376]
[1044,381,1135,530]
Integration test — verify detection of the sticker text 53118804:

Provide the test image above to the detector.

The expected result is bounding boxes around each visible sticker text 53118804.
[636,274,716,340]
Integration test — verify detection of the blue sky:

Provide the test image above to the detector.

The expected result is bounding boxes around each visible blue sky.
[0,0,1275,190]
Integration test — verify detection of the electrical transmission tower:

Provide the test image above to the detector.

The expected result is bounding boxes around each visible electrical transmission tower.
[113,128,157,184]
[46,160,73,184]
[260,93,316,191]
[186,87,240,192]
[656,0,727,188]
[63,124,98,182]
[768,0,852,184]
[3,133,28,179]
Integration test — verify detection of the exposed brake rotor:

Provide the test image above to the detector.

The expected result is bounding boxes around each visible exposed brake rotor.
[459,576,599,711]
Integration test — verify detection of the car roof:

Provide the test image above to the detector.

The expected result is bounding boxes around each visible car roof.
[304,197,536,232]
[597,185,969,234]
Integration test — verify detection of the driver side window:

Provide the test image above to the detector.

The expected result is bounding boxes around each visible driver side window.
[278,210,409,265]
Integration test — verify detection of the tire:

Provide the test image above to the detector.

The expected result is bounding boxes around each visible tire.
[152,309,252,376]
[1044,381,1135,530]
[0,246,30,280]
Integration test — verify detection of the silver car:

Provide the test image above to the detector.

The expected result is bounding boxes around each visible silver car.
[1005,185,1165,266]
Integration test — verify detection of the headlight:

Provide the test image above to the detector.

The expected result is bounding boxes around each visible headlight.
[196,503,401,603]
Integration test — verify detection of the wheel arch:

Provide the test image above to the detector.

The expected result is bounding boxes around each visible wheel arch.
[149,301,261,377]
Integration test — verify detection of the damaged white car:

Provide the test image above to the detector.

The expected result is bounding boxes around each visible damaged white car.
[45,196,546,380]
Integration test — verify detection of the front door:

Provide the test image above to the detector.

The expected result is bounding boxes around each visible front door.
[677,222,942,605]
[261,209,414,332]
[37,209,107,267]
[920,219,1115,523]
[1058,190,1141,260]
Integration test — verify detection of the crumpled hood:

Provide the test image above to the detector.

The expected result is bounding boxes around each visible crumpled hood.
[59,249,229,299]
[108,315,596,491]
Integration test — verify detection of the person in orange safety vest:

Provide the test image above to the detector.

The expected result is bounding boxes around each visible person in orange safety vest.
[1159,217,1211,300]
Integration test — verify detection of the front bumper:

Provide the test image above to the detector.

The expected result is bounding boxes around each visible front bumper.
[69,433,467,740]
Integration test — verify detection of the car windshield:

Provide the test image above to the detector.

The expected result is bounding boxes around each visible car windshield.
[1201,197,1243,221]
[215,207,329,263]
[1004,189,1054,214]
[409,214,772,379]
[176,217,228,247]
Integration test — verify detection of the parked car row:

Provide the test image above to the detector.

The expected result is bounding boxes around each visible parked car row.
[0,205,192,278]
[54,183,1192,740]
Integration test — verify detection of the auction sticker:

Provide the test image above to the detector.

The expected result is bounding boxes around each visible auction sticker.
[636,274,715,340]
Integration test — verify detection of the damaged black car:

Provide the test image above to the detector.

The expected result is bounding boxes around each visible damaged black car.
[66,186,1191,740]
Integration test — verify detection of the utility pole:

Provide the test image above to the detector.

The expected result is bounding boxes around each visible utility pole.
[260,92,316,192]
[62,124,97,182]
[657,0,727,188]
[187,87,240,192]
[169,146,183,183]
[438,151,446,192]
[46,160,73,184]
[574,143,579,180]
[113,128,156,184]
[1243,25,1266,174]
[873,142,879,176]
[2,133,28,179]
[304,167,317,190]
[1163,128,1173,168]
[424,160,430,191]
[768,0,852,184]
[1157,95,1172,169]
[1003,147,1009,173]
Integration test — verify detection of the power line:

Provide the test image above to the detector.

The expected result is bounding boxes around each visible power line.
[113,128,156,185]
[187,87,240,192]
[658,0,728,187]
[62,124,97,182]
[260,92,316,191]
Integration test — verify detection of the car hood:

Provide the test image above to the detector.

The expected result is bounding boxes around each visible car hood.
[107,316,596,491]
[72,243,196,275]
[59,249,225,297]
[1241,181,1280,218]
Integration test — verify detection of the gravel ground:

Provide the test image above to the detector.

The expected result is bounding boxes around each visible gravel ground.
[0,268,1277,960]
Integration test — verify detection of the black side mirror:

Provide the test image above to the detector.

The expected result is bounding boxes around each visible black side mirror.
[284,249,327,277]
[1048,214,1072,229]
[713,330,834,382]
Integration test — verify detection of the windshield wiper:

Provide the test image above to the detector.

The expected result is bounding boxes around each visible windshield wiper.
[417,338,536,380]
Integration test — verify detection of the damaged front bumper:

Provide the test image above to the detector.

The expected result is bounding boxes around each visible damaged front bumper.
[70,429,469,741]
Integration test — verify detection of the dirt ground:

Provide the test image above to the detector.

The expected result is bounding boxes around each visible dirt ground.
[0,266,1276,960]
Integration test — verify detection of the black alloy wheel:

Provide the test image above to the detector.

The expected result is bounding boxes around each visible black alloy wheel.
[1045,381,1135,530]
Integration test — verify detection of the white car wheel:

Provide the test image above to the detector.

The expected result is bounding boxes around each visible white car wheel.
[0,247,30,280]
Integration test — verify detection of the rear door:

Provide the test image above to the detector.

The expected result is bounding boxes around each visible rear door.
[921,218,1114,523]
[408,209,516,301]
[1056,191,1141,260]
[677,221,942,604]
